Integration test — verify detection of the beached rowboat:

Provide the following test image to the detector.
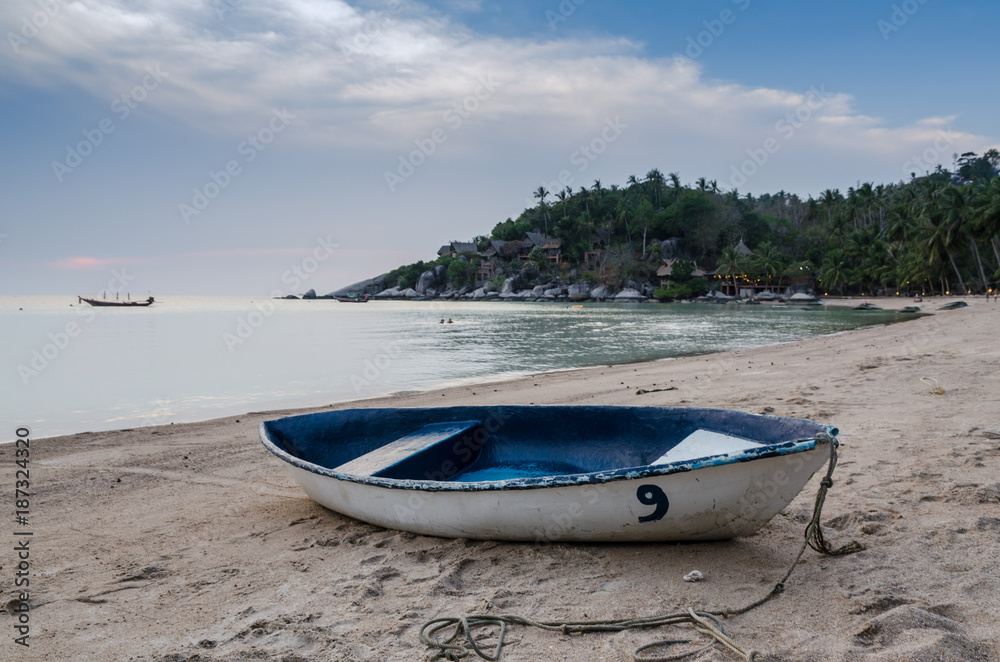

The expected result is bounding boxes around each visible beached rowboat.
[259,406,836,542]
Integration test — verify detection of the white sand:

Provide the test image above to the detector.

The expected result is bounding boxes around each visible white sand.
[7,296,999,661]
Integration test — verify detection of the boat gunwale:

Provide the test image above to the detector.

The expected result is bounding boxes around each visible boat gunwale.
[259,406,835,493]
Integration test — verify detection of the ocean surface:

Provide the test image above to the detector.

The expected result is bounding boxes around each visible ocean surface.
[1,295,907,439]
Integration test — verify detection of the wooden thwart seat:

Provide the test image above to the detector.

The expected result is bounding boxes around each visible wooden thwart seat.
[334,420,481,477]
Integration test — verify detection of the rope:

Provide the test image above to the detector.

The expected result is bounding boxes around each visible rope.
[419,434,862,661]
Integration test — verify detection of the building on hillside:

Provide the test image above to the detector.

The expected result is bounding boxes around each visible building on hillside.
[481,239,506,259]
[585,229,611,266]
[437,241,479,258]
[656,259,677,286]
[521,232,562,263]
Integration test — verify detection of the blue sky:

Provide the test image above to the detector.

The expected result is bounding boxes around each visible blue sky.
[1,0,997,294]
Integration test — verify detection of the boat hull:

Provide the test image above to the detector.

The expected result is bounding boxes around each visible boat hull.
[260,406,834,542]
[79,297,154,307]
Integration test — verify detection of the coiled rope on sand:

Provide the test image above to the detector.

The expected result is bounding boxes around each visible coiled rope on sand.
[419,433,863,661]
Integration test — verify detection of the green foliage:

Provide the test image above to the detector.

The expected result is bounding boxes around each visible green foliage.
[527,246,548,272]
[381,169,1000,296]
[492,218,532,241]
[447,259,474,288]
[654,278,709,301]
[385,260,428,289]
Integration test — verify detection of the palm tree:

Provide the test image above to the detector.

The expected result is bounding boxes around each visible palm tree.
[973,177,1000,270]
[696,177,708,192]
[533,186,550,233]
[717,246,745,298]
[555,189,569,220]
[753,242,780,288]
[820,188,841,226]
[923,188,968,294]
[821,250,852,295]
[668,172,682,201]
[645,168,665,207]
[940,186,986,291]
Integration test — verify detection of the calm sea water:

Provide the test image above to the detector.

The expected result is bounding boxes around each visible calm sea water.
[1,295,906,439]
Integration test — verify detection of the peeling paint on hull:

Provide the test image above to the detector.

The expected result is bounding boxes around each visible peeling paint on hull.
[260,406,834,542]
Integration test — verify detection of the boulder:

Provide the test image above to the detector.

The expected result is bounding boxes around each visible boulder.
[327,274,387,298]
[471,288,487,300]
[660,238,681,260]
[567,283,591,301]
[532,285,546,297]
[642,283,655,297]
[279,294,299,299]
[415,270,436,295]
[615,288,644,300]
[544,288,562,297]
[782,284,816,300]
[302,289,317,299]
[500,276,520,296]
[401,288,419,298]
[788,292,819,303]
[590,285,610,300]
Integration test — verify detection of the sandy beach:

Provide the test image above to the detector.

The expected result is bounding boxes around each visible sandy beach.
[5,296,999,661]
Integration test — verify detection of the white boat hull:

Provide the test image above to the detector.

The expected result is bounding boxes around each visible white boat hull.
[282,444,827,542]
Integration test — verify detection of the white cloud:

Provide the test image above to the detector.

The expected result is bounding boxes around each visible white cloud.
[2,0,992,180]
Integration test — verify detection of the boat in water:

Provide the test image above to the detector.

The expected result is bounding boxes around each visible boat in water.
[259,406,836,542]
[78,294,154,307]
[335,295,370,303]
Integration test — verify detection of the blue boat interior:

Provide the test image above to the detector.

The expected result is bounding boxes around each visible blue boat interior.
[261,406,832,483]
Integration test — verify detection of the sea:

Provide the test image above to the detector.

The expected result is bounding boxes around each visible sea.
[1,295,907,439]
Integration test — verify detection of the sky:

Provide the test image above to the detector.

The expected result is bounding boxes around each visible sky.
[1,0,998,295]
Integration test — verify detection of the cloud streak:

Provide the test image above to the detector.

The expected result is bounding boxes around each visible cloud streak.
[3,0,991,172]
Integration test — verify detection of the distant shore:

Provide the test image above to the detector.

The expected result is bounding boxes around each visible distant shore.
[13,294,999,660]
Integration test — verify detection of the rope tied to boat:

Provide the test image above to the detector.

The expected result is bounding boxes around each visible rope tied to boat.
[420,433,863,661]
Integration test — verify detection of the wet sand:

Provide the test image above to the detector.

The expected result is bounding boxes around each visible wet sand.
[6,295,999,661]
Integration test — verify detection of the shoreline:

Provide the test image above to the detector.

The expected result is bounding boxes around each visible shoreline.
[11,295,999,660]
[11,294,965,441]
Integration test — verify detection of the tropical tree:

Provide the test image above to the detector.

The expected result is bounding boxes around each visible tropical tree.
[751,242,776,285]
[645,168,665,207]
[820,251,852,295]
[717,246,746,298]
[533,186,550,234]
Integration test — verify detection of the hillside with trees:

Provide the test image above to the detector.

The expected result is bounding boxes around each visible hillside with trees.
[373,150,1000,300]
